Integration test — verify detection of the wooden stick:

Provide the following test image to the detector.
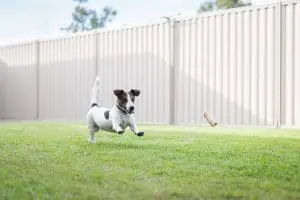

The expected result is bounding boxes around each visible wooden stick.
[203,112,217,127]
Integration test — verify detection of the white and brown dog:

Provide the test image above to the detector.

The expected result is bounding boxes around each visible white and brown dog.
[86,76,144,143]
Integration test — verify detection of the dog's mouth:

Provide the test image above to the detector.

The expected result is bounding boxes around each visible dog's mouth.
[128,110,135,114]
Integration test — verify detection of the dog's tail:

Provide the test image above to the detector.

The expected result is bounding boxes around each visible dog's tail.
[90,75,100,108]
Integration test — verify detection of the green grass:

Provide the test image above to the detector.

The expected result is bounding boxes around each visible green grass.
[0,122,300,200]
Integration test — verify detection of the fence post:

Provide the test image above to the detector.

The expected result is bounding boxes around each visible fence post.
[35,40,40,120]
[93,30,98,77]
[275,3,283,128]
[168,19,177,125]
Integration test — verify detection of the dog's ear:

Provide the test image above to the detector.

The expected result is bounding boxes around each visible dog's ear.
[113,89,126,97]
[130,89,141,97]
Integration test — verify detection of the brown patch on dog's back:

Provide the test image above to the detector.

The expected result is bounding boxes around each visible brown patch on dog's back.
[104,110,109,120]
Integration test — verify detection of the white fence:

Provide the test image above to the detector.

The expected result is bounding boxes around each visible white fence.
[0,1,299,128]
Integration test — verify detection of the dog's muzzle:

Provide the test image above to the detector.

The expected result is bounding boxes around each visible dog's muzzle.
[117,104,134,114]
[129,106,135,114]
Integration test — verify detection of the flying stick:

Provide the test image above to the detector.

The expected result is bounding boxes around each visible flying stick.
[203,112,217,127]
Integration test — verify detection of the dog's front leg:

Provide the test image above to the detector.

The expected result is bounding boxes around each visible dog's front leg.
[111,119,124,134]
[130,116,144,137]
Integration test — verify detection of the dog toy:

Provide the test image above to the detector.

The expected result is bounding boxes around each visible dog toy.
[203,112,217,127]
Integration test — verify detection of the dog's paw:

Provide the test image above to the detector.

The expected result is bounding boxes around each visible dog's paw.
[136,132,144,137]
[88,139,96,144]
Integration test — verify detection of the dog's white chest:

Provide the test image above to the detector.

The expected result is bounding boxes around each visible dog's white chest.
[119,116,130,129]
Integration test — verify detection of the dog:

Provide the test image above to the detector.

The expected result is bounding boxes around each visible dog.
[86,76,144,143]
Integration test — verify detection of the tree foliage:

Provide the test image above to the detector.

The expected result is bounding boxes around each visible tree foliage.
[197,0,251,13]
[61,0,117,33]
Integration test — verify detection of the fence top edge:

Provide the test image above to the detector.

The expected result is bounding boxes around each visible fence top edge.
[0,40,38,49]
[193,5,276,18]
[0,21,172,47]
[280,0,300,5]
[179,0,299,22]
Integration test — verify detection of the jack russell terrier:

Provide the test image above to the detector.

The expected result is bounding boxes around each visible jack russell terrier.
[86,76,144,143]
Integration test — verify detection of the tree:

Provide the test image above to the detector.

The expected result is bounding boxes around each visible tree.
[61,0,117,33]
[197,0,251,13]
[197,1,216,13]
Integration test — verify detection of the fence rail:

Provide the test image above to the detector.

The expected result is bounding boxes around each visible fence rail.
[0,1,300,128]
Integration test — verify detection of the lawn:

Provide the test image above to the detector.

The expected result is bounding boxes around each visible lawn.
[0,122,300,200]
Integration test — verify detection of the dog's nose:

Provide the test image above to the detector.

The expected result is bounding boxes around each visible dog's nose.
[129,106,134,111]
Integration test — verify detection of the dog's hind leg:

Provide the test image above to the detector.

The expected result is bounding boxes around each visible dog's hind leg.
[90,75,101,107]
[86,110,99,143]
[88,129,96,144]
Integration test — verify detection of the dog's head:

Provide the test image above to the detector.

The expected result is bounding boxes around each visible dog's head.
[113,89,141,114]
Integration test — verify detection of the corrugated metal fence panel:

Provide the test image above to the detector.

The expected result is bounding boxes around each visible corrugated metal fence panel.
[175,5,279,126]
[39,33,95,120]
[0,43,37,120]
[96,23,171,124]
[281,1,300,128]
[0,48,8,119]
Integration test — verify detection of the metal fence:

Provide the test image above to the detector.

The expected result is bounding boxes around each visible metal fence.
[0,1,299,128]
